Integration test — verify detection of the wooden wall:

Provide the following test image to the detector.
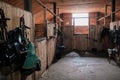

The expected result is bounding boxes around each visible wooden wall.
[73,34,89,51]
[35,37,56,79]
[63,26,73,51]
[35,24,44,38]
[0,1,34,80]
[34,21,57,79]
[62,13,72,26]
[0,2,57,80]
[63,25,101,51]
[89,25,102,51]
[35,38,47,79]
[63,26,102,51]
[0,1,34,42]
[62,12,102,51]
[47,38,56,66]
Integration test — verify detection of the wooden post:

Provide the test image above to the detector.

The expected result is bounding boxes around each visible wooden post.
[44,8,47,37]
[36,0,63,22]
[53,2,57,35]
[53,2,57,24]
[104,4,110,26]
[111,0,116,22]
[24,0,32,12]
[43,8,49,69]
[104,5,107,26]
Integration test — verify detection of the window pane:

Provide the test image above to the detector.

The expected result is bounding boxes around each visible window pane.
[72,13,89,26]
[74,18,89,26]
[72,13,89,34]
[72,13,89,18]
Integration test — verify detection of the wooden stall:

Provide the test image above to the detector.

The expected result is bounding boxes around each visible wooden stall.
[34,22,57,79]
[89,25,102,51]
[34,37,56,79]
[0,2,57,79]
[63,26,73,51]
[35,38,47,79]
[47,38,56,66]
[62,13,102,51]
[0,2,34,80]
[73,34,88,51]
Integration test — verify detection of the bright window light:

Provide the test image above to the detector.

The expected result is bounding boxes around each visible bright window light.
[72,13,89,26]
[73,13,89,17]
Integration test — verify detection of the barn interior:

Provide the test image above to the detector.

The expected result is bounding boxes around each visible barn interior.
[0,0,120,80]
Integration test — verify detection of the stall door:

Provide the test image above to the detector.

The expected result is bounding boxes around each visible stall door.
[63,26,73,51]
[63,26,89,51]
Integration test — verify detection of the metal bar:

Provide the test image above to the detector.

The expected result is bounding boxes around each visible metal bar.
[36,0,63,22]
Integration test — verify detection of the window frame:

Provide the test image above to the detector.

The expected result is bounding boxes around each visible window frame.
[72,13,89,26]
[72,13,89,34]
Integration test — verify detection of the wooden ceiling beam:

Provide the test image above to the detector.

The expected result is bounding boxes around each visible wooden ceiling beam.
[98,9,120,21]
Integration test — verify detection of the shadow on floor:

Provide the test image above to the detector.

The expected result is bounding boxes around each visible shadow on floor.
[52,49,108,64]
[74,49,108,58]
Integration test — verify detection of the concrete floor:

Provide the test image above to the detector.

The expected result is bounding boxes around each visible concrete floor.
[39,52,120,80]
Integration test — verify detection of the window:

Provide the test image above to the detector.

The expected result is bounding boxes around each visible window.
[72,13,89,34]
[72,13,89,26]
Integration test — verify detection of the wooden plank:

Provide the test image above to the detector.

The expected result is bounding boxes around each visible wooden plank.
[47,38,56,66]
[62,12,102,51]
[63,26,73,51]
[35,39,47,79]
[73,34,88,51]
[89,25,102,51]
[34,37,57,80]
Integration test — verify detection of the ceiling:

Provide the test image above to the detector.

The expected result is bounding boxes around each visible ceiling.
[3,0,120,24]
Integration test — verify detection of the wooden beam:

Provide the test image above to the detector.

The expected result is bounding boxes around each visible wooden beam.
[111,0,116,22]
[24,0,32,12]
[53,2,56,23]
[104,4,110,26]
[44,8,47,37]
[98,9,120,21]
[36,0,63,22]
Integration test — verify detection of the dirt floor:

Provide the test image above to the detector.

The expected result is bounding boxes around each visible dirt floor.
[39,52,120,80]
